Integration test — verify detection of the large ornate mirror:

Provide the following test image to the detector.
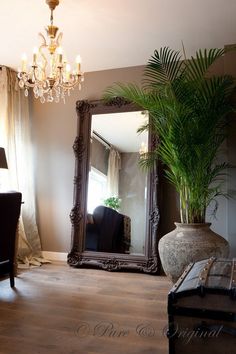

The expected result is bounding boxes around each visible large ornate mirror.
[68,98,160,273]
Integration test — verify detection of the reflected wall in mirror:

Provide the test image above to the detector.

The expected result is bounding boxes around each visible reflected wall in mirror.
[68,98,161,273]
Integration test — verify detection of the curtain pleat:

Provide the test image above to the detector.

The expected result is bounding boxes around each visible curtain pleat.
[107,148,121,197]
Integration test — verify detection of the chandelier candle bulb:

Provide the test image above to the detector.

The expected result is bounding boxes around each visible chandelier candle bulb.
[21,54,27,72]
[33,47,38,65]
[76,55,82,73]
[57,47,63,64]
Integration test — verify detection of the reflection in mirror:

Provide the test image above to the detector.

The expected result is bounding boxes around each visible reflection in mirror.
[86,111,148,255]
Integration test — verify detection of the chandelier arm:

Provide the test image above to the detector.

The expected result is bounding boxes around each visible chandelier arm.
[59,76,83,90]
[31,69,46,87]
[56,32,63,47]
[23,81,35,89]
[21,76,49,92]
[38,33,46,47]
[38,44,48,77]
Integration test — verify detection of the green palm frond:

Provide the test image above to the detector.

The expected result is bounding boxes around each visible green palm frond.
[186,48,225,80]
[104,83,165,113]
[103,83,147,105]
[144,47,184,87]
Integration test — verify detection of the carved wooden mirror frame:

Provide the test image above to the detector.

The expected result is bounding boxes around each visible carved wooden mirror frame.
[68,98,161,273]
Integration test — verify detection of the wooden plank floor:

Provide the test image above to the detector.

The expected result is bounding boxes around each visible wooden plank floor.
[0,262,171,354]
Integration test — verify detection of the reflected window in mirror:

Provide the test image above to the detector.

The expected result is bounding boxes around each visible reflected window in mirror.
[87,167,107,213]
[85,111,148,256]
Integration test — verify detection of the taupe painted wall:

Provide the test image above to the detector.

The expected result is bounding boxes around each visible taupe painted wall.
[205,50,236,257]
[32,55,236,255]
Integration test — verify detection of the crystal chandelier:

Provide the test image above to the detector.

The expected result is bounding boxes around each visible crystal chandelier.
[18,0,84,103]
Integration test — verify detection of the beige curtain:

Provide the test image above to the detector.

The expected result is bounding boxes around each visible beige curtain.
[107,148,121,197]
[0,66,46,267]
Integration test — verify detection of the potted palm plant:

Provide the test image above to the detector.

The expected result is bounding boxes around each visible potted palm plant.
[104,47,235,282]
[104,196,121,211]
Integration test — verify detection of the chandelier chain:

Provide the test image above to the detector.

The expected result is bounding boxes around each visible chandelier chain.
[50,10,54,26]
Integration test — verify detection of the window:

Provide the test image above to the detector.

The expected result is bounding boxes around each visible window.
[87,167,107,213]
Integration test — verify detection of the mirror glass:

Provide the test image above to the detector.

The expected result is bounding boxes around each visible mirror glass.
[85,111,148,255]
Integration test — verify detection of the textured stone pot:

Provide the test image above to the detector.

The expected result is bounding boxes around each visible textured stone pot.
[158,223,229,283]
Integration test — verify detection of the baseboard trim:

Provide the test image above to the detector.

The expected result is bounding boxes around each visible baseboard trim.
[42,251,68,262]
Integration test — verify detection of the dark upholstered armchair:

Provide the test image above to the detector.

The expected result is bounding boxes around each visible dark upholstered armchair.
[0,191,22,287]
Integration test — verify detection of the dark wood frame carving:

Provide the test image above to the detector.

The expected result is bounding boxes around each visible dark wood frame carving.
[68,98,160,273]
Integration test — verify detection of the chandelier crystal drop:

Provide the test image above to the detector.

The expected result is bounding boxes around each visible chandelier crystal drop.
[18,0,84,104]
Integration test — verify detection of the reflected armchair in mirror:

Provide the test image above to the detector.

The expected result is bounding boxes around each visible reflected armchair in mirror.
[68,98,161,273]
[86,205,130,253]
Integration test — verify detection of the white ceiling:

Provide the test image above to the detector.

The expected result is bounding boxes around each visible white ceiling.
[92,111,148,152]
[0,0,236,73]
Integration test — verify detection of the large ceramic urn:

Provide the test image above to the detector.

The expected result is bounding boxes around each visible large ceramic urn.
[158,223,229,283]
